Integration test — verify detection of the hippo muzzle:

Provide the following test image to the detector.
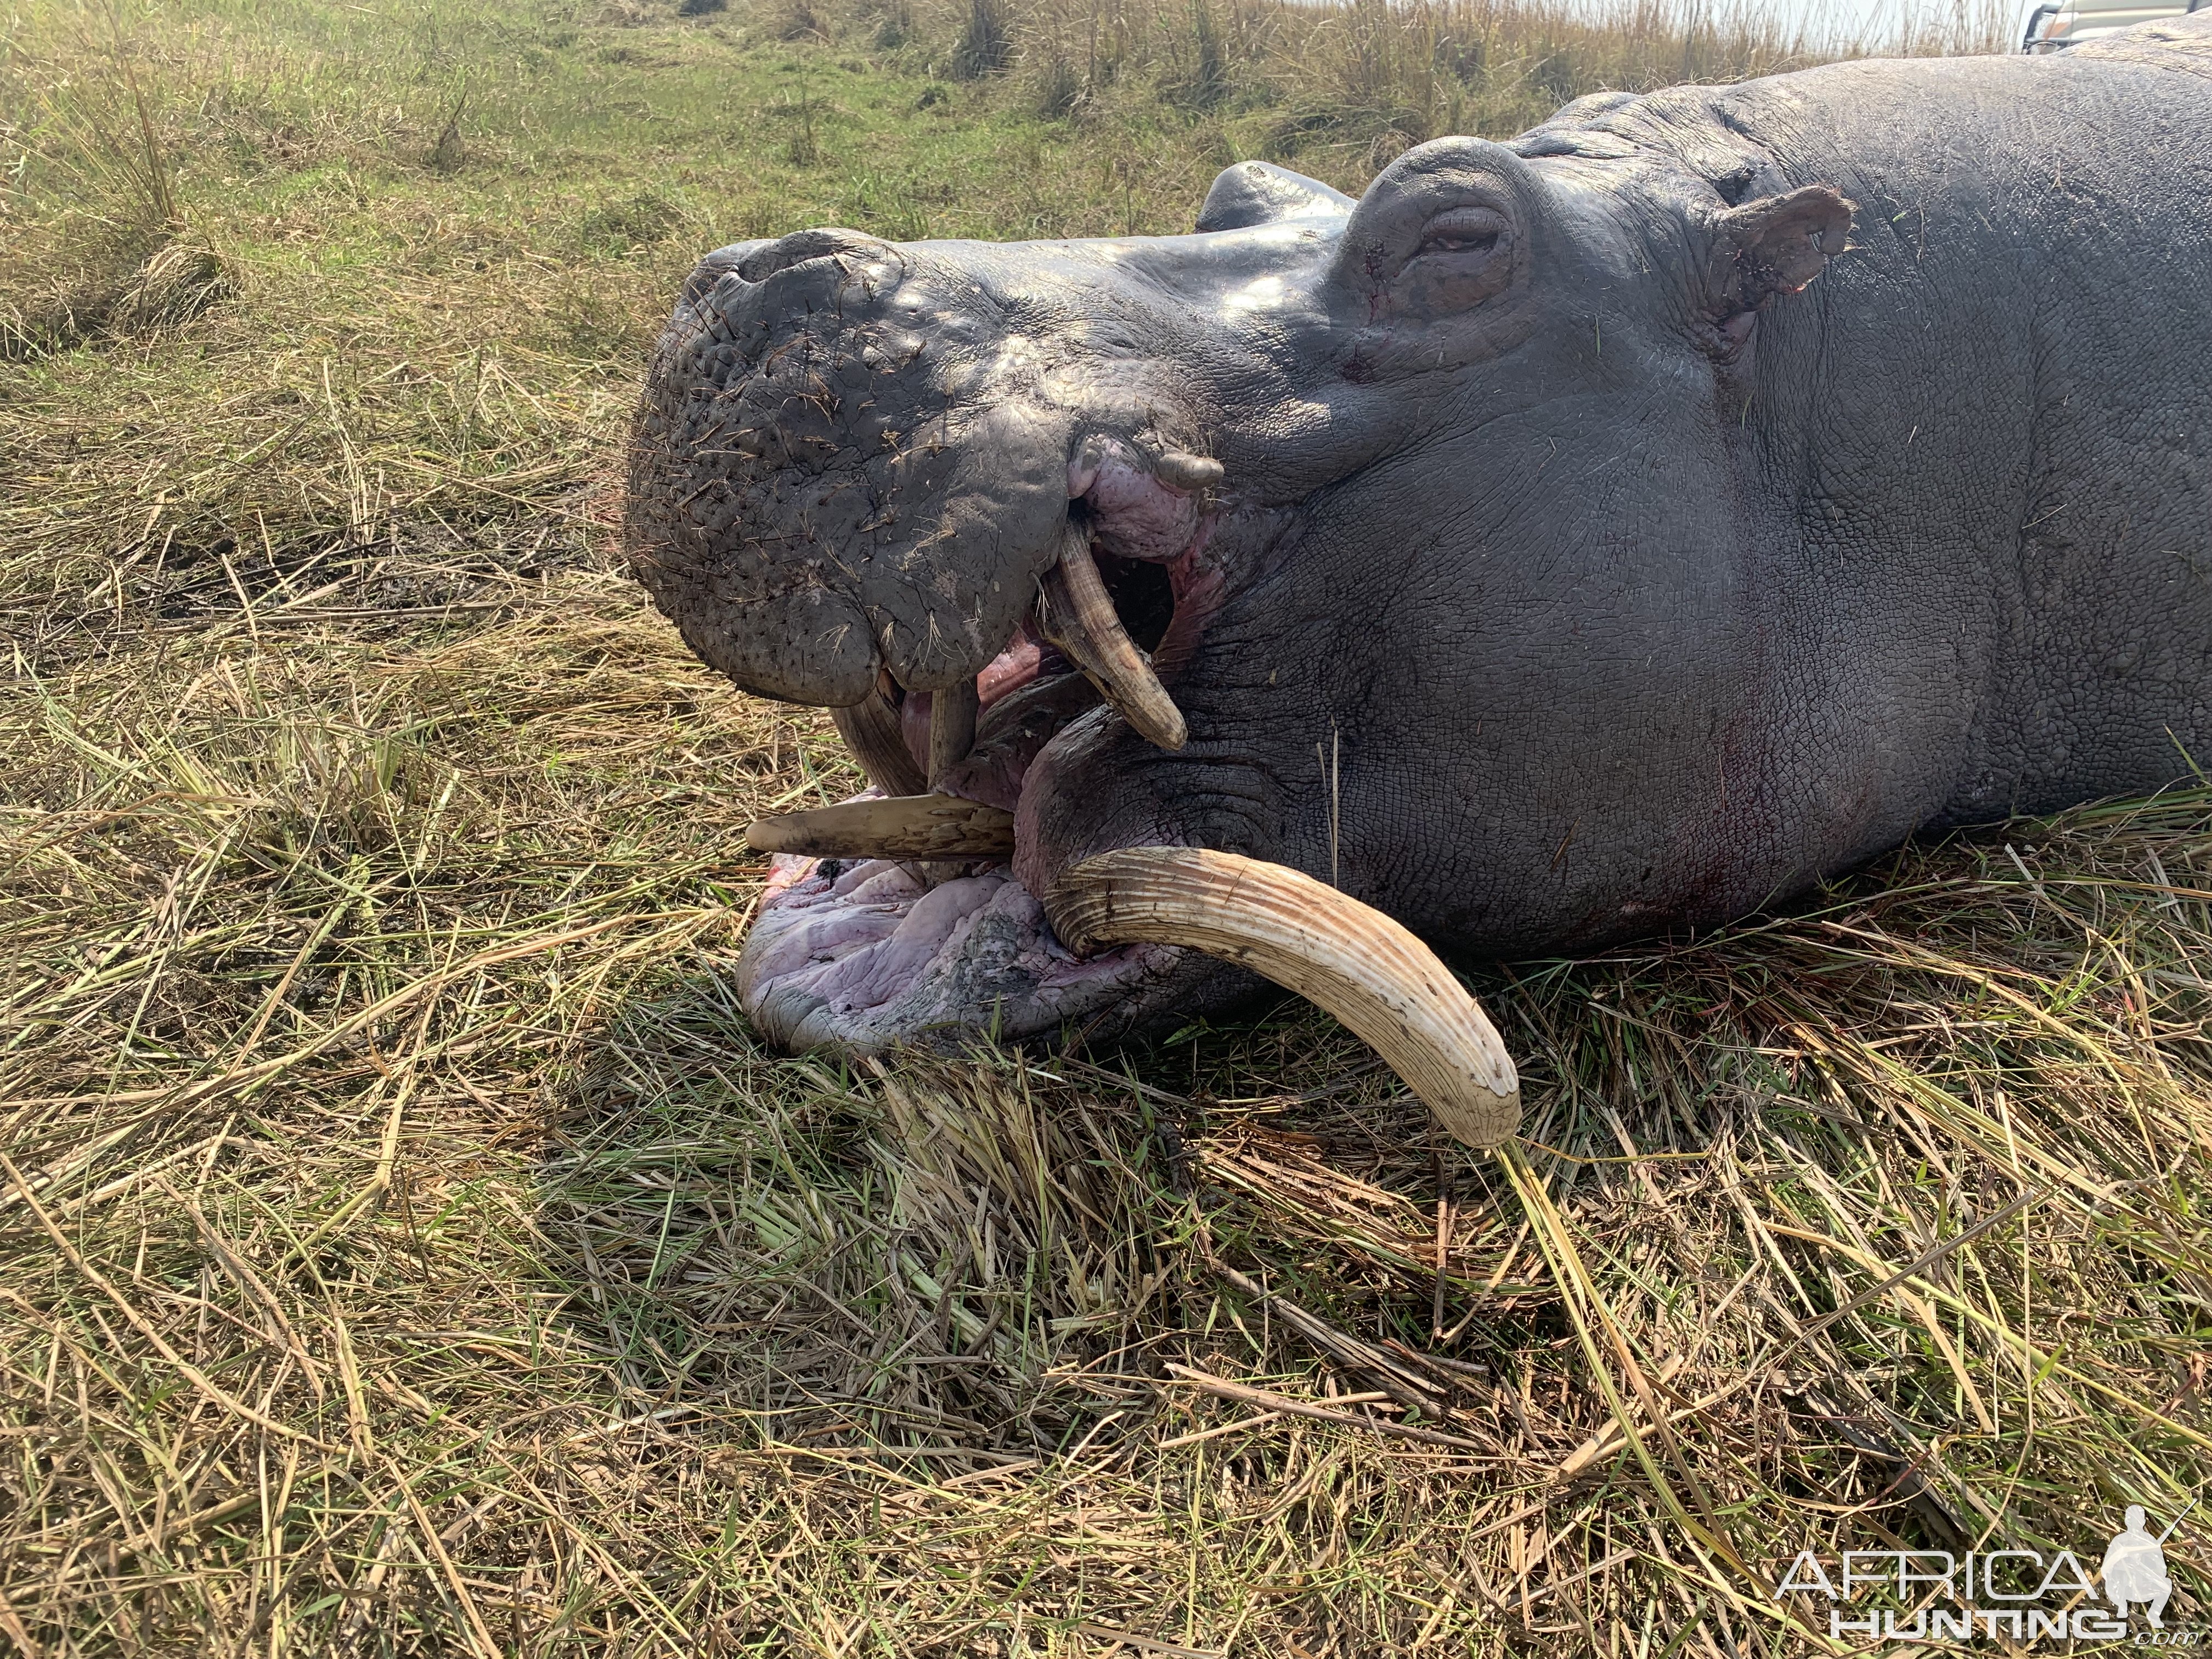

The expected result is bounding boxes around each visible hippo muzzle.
[625,195,1345,703]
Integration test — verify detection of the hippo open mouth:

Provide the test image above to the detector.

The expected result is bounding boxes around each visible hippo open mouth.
[735,454,1222,1057]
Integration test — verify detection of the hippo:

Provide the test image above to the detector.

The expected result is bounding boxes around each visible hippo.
[624,17,2212,1143]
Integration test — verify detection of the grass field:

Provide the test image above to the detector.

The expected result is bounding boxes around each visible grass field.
[4,0,2205,1652]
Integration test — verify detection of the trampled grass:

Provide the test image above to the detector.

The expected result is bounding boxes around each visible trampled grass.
[3,0,2203,1653]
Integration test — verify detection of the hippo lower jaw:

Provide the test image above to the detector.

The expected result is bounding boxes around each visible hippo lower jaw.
[734,825,1525,1149]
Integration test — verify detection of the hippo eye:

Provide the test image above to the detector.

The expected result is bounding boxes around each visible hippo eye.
[1417,206,1509,258]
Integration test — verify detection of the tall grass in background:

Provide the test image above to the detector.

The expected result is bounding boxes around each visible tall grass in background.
[857,0,2015,168]
[0,0,2013,362]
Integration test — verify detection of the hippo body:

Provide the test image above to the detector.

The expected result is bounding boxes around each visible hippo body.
[627,19,2212,1052]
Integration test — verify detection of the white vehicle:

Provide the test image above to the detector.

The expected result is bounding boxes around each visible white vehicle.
[2023,0,2202,50]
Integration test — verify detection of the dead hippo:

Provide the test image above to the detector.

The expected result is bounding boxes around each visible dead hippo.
[624,17,2212,1144]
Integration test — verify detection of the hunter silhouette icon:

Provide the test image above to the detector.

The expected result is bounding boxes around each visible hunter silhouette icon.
[2103,1505,2176,1626]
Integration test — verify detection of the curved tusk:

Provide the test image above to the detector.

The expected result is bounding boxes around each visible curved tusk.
[747,794,1015,860]
[832,682,928,798]
[1035,524,1187,752]
[928,678,980,785]
[1046,848,1520,1148]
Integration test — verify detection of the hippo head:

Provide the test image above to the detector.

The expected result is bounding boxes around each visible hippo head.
[625,133,1849,1108]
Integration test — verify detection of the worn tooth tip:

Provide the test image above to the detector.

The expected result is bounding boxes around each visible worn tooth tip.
[1156,451,1224,490]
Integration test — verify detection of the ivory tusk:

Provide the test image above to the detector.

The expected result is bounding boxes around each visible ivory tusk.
[1035,524,1188,752]
[1046,848,1520,1148]
[747,794,1015,860]
[928,679,980,785]
[832,682,927,798]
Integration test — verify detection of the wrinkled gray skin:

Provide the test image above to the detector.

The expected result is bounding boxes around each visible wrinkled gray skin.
[627,19,2212,1052]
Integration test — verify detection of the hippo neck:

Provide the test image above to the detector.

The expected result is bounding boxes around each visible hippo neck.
[1551,53,2212,833]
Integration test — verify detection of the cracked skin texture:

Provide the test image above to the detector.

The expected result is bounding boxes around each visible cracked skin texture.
[628,16,2212,1049]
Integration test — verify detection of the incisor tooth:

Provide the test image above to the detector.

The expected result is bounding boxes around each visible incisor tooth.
[746,794,1015,860]
[832,681,927,797]
[928,679,980,784]
[1153,451,1224,492]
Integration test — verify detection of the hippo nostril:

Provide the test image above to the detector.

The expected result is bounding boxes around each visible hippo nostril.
[736,226,896,283]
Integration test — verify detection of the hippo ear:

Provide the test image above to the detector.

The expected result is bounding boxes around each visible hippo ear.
[1198,161,1356,233]
[1709,185,1853,315]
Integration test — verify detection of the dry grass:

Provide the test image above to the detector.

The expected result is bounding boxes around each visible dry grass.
[994,0,2013,176]
[5,0,2206,1653]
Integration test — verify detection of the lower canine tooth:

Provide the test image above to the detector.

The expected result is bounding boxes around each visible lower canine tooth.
[1045,847,1521,1149]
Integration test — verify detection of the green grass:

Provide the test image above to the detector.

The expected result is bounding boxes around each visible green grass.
[4,0,2202,1653]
